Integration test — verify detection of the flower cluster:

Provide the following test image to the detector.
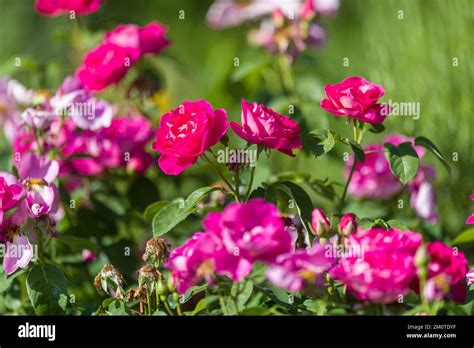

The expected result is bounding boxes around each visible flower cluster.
[207,0,339,59]
[0,153,62,274]
[152,99,302,175]
[77,22,170,92]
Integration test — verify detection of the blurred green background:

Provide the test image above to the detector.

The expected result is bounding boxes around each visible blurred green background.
[0,0,472,240]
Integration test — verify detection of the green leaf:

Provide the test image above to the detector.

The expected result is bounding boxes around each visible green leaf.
[452,228,474,244]
[152,187,221,236]
[384,142,420,185]
[386,219,409,230]
[180,284,207,304]
[350,141,366,163]
[26,265,68,315]
[307,130,335,158]
[56,235,97,254]
[143,201,169,221]
[226,281,253,315]
[270,181,313,231]
[303,299,327,315]
[0,269,26,293]
[415,136,451,176]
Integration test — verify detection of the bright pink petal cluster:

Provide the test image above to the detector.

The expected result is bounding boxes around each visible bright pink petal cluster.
[166,199,295,293]
[311,208,331,236]
[423,242,469,302]
[77,22,169,92]
[330,228,423,303]
[230,99,302,156]
[152,100,229,175]
[266,244,336,292]
[320,76,389,124]
[35,0,101,16]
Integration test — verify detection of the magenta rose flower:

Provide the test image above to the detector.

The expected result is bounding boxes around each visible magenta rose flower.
[152,100,229,175]
[165,231,252,294]
[77,43,132,92]
[105,22,169,62]
[330,228,422,303]
[0,176,24,212]
[36,0,101,16]
[203,198,294,263]
[266,244,336,292]
[422,242,469,302]
[230,99,302,156]
[320,76,389,124]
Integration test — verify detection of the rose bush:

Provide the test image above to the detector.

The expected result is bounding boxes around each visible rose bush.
[0,0,471,318]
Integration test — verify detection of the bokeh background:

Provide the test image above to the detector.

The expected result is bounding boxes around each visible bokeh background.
[0,0,472,311]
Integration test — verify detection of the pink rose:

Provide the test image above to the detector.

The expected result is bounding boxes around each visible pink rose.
[311,208,331,236]
[423,242,469,303]
[330,228,423,303]
[0,176,24,212]
[76,43,133,92]
[203,198,294,263]
[105,22,169,62]
[165,231,252,294]
[266,244,336,292]
[230,99,302,156]
[138,22,170,55]
[152,100,229,175]
[36,0,101,16]
[320,76,389,124]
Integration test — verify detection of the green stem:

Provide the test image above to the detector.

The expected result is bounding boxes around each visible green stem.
[202,153,240,202]
[146,287,152,316]
[245,166,256,200]
[278,54,295,95]
[218,292,228,316]
[339,158,357,214]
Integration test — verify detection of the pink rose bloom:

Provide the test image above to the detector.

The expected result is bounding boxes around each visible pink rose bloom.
[77,43,132,93]
[339,212,357,236]
[0,176,24,211]
[105,24,142,62]
[0,220,33,275]
[12,153,61,222]
[330,228,422,303]
[266,244,336,292]
[203,198,294,263]
[166,231,252,294]
[35,0,101,16]
[311,208,331,236]
[231,100,302,156]
[105,22,169,61]
[423,242,469,303]
[152,100,228,175]
[320,76,389,124]
[467,268,474,286]
[466,194,474,224]
[138,22,170,55]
